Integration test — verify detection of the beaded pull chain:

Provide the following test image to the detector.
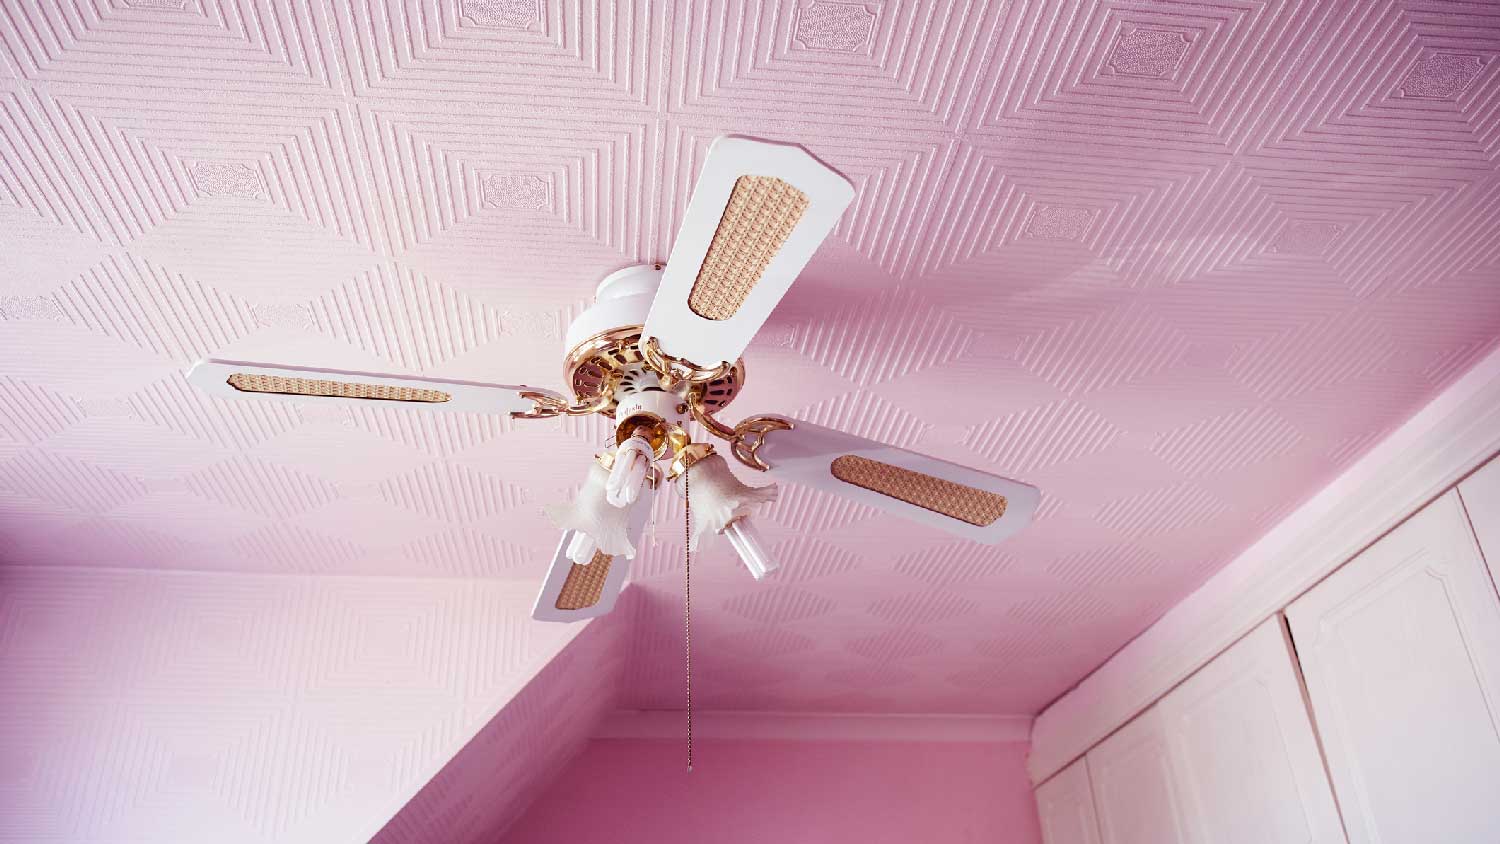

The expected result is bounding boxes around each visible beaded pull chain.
[683,468,693,773]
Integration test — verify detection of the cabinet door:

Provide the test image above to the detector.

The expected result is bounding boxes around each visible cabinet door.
[1158,618,1346,844]
[1286,491,1500,844]
[1086,707,1188,844]
[1035,758,1102,844]
[1458,454,1500,589]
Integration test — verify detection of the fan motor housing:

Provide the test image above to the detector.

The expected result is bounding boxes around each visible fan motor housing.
[563,264,745,418]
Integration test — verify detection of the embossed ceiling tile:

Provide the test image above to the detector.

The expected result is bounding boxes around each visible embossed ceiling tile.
[971,0,1335,152]
[1077,354,1265,438]
[107,489,273,547]
[226,523,370,575]
[762,536,862,583]
[0,450,148,515]
[48,253,258,364]
[1224,310,1400,402]
[0,93,114,244]
[332,0,660,108]
[777,286,976,387]
[300,264,513,373]
[246,424,437,489]
[379,462,531,524]
[665,0,1003,128]
[1147,404,1303,478]
[907,141,1217,278]
[354,105,654,270]
[1230,165,1472,297]
[28,91,380,254]
[890,540,1024,589]
[958,399,1124,476]
[0,318,179,397]
[181,456,343,520]
[0,209,117,299]
[129,204,387,305]
[285,494,453,550]
[1092,479,1233,539]
[0,376,85,445]
[37,415,233,481]
[1250,2,1500,168]
[1013,299,1196,397]
[0,0,343,92]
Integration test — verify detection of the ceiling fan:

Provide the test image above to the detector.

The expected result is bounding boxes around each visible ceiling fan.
[188,136,1040,623]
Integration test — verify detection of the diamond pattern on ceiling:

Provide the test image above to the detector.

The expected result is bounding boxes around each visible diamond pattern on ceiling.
[2,1,1500,841]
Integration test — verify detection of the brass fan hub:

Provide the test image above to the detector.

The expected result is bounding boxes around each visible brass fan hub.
[563,325,745,417]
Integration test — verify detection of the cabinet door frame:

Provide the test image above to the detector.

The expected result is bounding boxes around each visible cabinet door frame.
[1035,757,1104,844]
[1085,705,1191,844]
[1287,490,1500,844]
[1157,617,1347,844]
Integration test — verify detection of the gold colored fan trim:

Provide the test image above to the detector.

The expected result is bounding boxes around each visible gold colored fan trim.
[555,551,613,610]
[830,455,1007,527]
[688,175,810,321]
[226,373,451,403]
[563,326,745,416]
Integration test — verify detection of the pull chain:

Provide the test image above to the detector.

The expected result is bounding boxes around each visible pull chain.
[683,469,693,773]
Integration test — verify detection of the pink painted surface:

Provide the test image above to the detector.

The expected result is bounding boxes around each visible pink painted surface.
[1,0,1499,838]
[0,565,582,844]
[502,737,1042,844]
[371,596,635,844]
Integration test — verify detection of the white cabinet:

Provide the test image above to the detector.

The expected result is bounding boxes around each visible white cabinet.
[1286,491,1500,844]
[1458,455,1500,588]
[1035,758,1102,844]
[1157,618,1345,844]
[1079,618,1345,844]
[1086,706,1188,844]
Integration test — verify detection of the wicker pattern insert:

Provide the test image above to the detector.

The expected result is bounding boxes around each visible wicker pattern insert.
[688,175,810,321]
[555,551,614,610]
[226,373,451,403]
[830,455,1008,527]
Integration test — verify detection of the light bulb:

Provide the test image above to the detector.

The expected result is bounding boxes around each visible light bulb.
[724,518,777,580]
[546,463,636,560]
[565,531,599,566]
[606,435,654,508]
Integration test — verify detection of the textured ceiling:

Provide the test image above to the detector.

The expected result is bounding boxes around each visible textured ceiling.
[3,0,1500,830]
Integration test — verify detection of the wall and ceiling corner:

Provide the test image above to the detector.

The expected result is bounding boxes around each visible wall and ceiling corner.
[1029,341,1500,783]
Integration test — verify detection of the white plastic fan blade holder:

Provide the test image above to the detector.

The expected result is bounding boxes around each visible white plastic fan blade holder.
[532,491,654,623]
[641,136,855,369]
[186,359,550,415]
[756,419,1040,545]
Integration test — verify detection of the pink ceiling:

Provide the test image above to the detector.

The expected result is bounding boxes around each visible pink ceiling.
[3,0,1500,835]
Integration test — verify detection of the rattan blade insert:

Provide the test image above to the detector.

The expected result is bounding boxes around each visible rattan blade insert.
[830,455,1008,527]
[687,175,810,321]
[555,551,614,610]
[226,373,452,403]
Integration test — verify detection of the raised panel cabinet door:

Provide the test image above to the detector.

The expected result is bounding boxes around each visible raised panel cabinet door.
[1086,706,1189,844]
[1286,491,1500,844]
[1158,617,1347,844]
[1035,758,1103,844]
[1458,454,1500,590]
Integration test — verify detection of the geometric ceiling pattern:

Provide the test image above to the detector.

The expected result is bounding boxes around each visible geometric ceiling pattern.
[2,0,1500,839]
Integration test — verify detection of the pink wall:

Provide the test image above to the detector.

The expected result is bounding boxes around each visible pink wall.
[503,737,1042,844]
[0,566,582,843]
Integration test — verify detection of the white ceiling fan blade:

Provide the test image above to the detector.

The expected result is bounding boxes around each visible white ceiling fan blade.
[187,359,553,415]
[756,418,1039,545]
[532,491,653,623]
[642,136,855,369]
